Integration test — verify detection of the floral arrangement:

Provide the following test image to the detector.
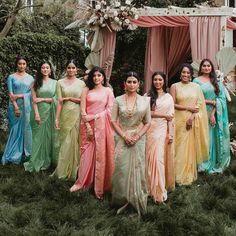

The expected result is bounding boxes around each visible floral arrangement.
[73,0,139,31]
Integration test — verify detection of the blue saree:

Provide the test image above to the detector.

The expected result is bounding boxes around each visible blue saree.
[193,78,230,173]
[2,73,34,164]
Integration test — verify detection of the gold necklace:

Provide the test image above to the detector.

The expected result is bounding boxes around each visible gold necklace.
[125,94,137,118]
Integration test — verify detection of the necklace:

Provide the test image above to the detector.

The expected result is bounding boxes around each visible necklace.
[125,94,137,118]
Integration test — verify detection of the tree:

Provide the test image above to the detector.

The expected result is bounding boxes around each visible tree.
[0,0,44,38]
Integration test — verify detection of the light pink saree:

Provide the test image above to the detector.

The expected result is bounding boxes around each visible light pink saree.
[145,93,175,203]
[72,87,115,198]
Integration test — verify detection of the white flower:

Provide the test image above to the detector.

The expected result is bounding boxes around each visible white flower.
[120,6,125,11]
[101,23,106,27]
[113,10,118,16]
[115,1,121,7]
[125,0,131,5]
[114,16,120,22]
[125,19,130,24]
[106,6,110,10]
[104,14,109,19]
[134,14,139,19]
[95,4,101,10]
[131,7,137,12]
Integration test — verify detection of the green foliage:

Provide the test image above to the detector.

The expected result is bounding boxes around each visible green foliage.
[9,1,81,42]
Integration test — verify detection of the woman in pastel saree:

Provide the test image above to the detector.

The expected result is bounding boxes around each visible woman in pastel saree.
[24,61,58,172]
[2,56,34,165]
[111,71,151,216]
[146,72,175,203]
[170,64,209,185]
[193,59,230,173]
[70,66,115,199]
[52,60,85,180]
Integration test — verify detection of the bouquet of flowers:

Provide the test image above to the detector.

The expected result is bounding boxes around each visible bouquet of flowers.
[73,0,139,31]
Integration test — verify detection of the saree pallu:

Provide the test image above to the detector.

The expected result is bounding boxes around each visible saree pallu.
[146,93,175,203]
[2,74,34,165]
[193,78,230,173]
[72,87,115,198]
[24,79,58,172]
[174,82,209,185]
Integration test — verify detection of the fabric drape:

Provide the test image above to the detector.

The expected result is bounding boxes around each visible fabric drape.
[144,26,190,92]
[99,27,117,81]
[189,16,221,68]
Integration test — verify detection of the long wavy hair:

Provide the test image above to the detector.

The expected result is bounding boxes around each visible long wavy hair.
[147,72,167,110]
[86,66,107,90]
[198,58,219,96]
[34,61,55,91]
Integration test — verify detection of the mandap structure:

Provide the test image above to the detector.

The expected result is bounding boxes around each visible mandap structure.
[66,0,236,93]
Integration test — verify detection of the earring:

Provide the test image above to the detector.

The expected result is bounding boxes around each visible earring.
[137,88,140,93]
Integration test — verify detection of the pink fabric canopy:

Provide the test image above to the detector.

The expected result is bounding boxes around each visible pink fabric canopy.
[130,16,189,27]
[101,15,226,91]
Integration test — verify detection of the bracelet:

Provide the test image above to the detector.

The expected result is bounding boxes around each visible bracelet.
[55,119,59,122]
[136,134,141,139]
[15,108,20,111]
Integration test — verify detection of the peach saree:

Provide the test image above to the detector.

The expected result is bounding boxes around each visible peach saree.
[145,93,175,203]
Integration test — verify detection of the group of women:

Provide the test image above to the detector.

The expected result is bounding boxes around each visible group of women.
[1,55,230,216]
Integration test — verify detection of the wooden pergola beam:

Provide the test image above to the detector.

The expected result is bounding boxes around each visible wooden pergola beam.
[138,6,235,17]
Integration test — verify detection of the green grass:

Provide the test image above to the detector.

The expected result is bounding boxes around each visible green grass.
[0,158,236,236]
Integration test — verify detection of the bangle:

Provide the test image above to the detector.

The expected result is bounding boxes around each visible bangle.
[55,119,59,122]
[121,133,126,140]
[15,108,20,111]
[136,134,141,139]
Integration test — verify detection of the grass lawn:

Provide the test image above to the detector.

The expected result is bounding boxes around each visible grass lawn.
[0,157,236,236]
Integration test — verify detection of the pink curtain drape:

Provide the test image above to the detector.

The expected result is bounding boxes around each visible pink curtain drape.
[144,26,190,92]
[189,16,221,68]
[227,17,236,30]
[130,16,189,27]
[99,27,117,81]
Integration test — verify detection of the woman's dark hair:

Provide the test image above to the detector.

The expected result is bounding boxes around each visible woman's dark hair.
[86,66,107,90]
[123,71,140,82]
[148,72,167,110]
[179,63,194,78]
[198,58,219,95]
[15,55,27,70]
[34,61,55,90]
[65,59,78,68]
